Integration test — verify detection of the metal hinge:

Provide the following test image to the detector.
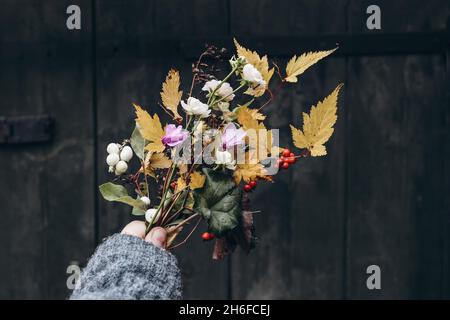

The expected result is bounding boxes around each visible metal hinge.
[0,115,54,145]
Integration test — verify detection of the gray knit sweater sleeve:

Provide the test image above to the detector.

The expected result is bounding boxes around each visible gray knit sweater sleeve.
[70,233,182,300]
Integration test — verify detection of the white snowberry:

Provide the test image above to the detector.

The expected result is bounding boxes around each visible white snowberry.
[106,153,120,166]
[120,146,133,162]
[115,160,128,175]
[140,196,151,206]
[107,143,120,155]
[145,208,158,223]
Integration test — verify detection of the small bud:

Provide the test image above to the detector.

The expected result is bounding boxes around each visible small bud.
[115,160,128,175]
[108,166,114,173]
[140,196,151,206]
[120,146,133,162]
[107,143,120,155]
[106,153,120,166]
[145,208,158,223]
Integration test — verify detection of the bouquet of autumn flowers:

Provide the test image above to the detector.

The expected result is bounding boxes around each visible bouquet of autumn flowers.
[99,39,342,259]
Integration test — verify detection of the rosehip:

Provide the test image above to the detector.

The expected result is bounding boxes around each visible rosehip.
[244,184,252,192]
[145,208,158,223]
[140,196,151,206]
[120,146,133,162]
[106,153,120,166]
[115,160,128,175]
[282,149,291,157]
[282,162,290,169]
[107,143,120,155]
[249,180,257,188]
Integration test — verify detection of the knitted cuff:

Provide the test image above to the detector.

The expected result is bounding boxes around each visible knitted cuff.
[70,233,182,300]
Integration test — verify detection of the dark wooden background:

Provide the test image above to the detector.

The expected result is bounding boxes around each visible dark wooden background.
[1,0,449,299]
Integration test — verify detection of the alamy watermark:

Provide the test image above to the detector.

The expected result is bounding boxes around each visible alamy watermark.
[366,264,381,290]
[66,5,81,30]
[366,5,381,30]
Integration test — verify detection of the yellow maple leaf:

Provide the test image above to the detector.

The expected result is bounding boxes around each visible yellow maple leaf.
[234,39,274,97]
[134,104,165,153]
[175,176,187,193]
[290,84,343,156]
[236,106,280,160]
[189,171,206,190]
[143,152,172,177]
[236,105,266,131]
[161,69,183,119]
[285,48,337,83]
[248,108,266,121]
[177,163,188,175]
[233,151,269,184]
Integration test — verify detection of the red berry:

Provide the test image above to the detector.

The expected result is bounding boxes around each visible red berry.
[289,152,295,157]
[201,232,210,240]
[202,232,215,241]
[244,184,252,192]
[280,156,286,162]
[170,182,177,189]
[249,180,257,188]
[286,157,296,164]
[282,162,290,169]
[282,149,291,157]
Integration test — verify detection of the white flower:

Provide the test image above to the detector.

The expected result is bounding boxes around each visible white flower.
[145,208,158,223]
[120,146,133,162]
[202,80,235,102]
[215,149,236,170]
[242,64,265,87]
[181,97,211,118]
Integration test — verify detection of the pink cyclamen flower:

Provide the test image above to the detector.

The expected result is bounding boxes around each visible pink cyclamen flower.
[162,124,189,147]
[221,123,246,150]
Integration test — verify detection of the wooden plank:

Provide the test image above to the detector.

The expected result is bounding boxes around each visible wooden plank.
[0,0,95,299]
[443,19,450,298]
[229,0,347,299]
[346,0,449,299]
[95,0,230,299]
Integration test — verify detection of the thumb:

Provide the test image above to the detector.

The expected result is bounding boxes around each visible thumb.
[145,227,167,248]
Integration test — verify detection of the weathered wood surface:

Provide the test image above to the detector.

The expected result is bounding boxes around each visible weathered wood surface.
[0,0,448,299]
[346,0,449,299]
[0,0,95,299]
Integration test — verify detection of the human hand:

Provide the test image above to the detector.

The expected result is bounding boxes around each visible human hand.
[121,221,167,249]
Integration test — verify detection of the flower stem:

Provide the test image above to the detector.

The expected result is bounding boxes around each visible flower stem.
[210,82,246,108]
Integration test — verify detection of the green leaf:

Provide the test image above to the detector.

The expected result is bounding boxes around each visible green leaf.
[193,168,242,237]
[130,126,145,160]
[132,206,146,216]
[99,182,146,210]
